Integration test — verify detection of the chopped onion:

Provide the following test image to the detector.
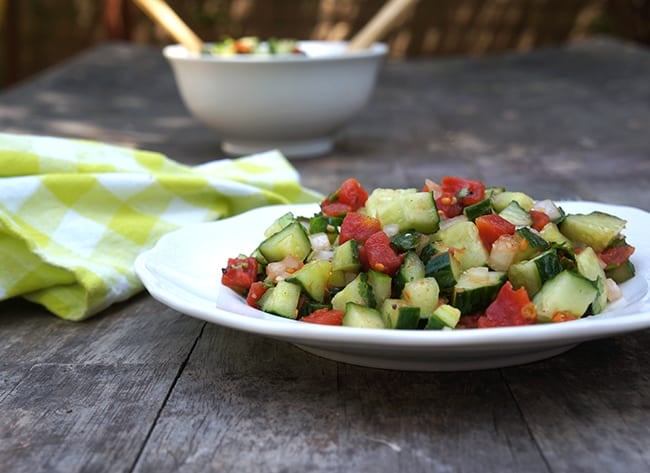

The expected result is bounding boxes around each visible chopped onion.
[266,254,302,283]
[309,232,331,252]
[383,223,400,238]
[605,278,623,302]
[313,250,334,261]
[533,199,563,222]
[488,234,520,271]
[439,214,468,231]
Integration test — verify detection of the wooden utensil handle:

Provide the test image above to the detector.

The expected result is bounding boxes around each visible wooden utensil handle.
[347,0,418,51]
[133,0,203,54]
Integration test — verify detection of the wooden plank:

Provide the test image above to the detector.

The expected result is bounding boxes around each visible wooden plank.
[503,332,650,472]
[0,297,205,473]
[133,324,550,472]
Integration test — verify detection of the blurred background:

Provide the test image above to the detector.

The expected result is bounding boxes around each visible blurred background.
[1,0,649,89]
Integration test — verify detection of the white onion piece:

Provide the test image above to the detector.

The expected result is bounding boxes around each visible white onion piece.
[533,199,563,221]
[309,232,331,252]
[383,223,400,237]
[313,250,334,261]
[439,214,468,231]
[605,278,623,302]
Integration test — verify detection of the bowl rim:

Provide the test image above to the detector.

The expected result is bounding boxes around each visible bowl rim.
[163,40,389,64]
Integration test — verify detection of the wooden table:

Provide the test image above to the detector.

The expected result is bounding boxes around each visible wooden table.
[1,38,649,473]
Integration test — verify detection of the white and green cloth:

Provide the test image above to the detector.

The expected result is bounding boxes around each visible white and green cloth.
[0,133,320,321]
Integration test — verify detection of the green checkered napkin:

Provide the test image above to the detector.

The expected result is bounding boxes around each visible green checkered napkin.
[0,133,321,321]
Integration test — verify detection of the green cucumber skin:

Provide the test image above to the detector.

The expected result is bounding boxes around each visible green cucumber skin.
[532,270,598,322]
[424,251,460,290]
[396,251,426,292]
[286,259,332,303]
[342,302,385,329]
[258,221,311,263]
[452,271,507,315]
[559,211,627,253]
[260,281,301,319]
[331,272,374,311]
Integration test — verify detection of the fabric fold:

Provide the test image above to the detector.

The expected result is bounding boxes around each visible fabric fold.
[0,133,321,320]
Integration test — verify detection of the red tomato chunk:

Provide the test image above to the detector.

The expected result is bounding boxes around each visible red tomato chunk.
[300,308,345,326]
[339,212,382,244]
[475,214,516,250]
[321,178,369,216]
[478,281,537,328]
[435,176,486,218]
[221,256,258,295]
[246,281,268,308]
[363,231,404,276]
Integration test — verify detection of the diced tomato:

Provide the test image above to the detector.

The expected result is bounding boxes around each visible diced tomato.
[477,281,537,328]
[339,212,382,244]
[300,308,345,326]
[475,214,516,250]
[363,231,404,275]
[320,201,351,217]
[441,176,486,206]
[599,244,635,267]
[530,209,551,231]
[435,195,464,219]
[221,256,258,295]
[321,178,369,216]
[246,281,268,308]
[457,313,482,329]
[551,312,578,323]
[435,176,486,218]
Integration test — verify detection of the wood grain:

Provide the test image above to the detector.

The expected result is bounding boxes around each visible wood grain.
[0,37,649,473]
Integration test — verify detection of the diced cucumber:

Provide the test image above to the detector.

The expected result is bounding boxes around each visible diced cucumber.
[606,260,635,284]
[259,281,301,319]
[425,304,461,330]
[342,302,385,329]
[508,249,563,298]
[491,191,534,212]
[331,272,373,311]
[396,251,426,292]
[516,227,549,255]
[390,231,426,252]
[532,270,597,322]
[365,188,440,233]
[309,214,342,238]
[539,222,573,252]
[286,259,332,303]
[463,198,493,221]
[332,239,360,273]
[327,269,348,288]
[499,201,533,227]
[559,211,627,253]
[381,299,420,329]
[264,212,295,237]
[401,277,440,318]
[485,186,506,198]
[432,221,488,270]
[452,267,507,315]
[575,247,608,314]
[424,250,461,290]
[368,269,392,308]
[258,221,311,263]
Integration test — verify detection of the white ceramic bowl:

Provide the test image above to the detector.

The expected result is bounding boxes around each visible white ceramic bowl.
[163,41,388,158]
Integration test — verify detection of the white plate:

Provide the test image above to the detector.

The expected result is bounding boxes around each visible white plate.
[134,201,650,371]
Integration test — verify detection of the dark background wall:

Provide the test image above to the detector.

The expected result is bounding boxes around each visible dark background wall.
[1,0,649,88]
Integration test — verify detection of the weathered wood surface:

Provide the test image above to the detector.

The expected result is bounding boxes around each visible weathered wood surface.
[1,38,649,473]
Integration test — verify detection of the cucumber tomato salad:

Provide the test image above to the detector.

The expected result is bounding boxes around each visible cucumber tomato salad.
[221,177,636,330]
